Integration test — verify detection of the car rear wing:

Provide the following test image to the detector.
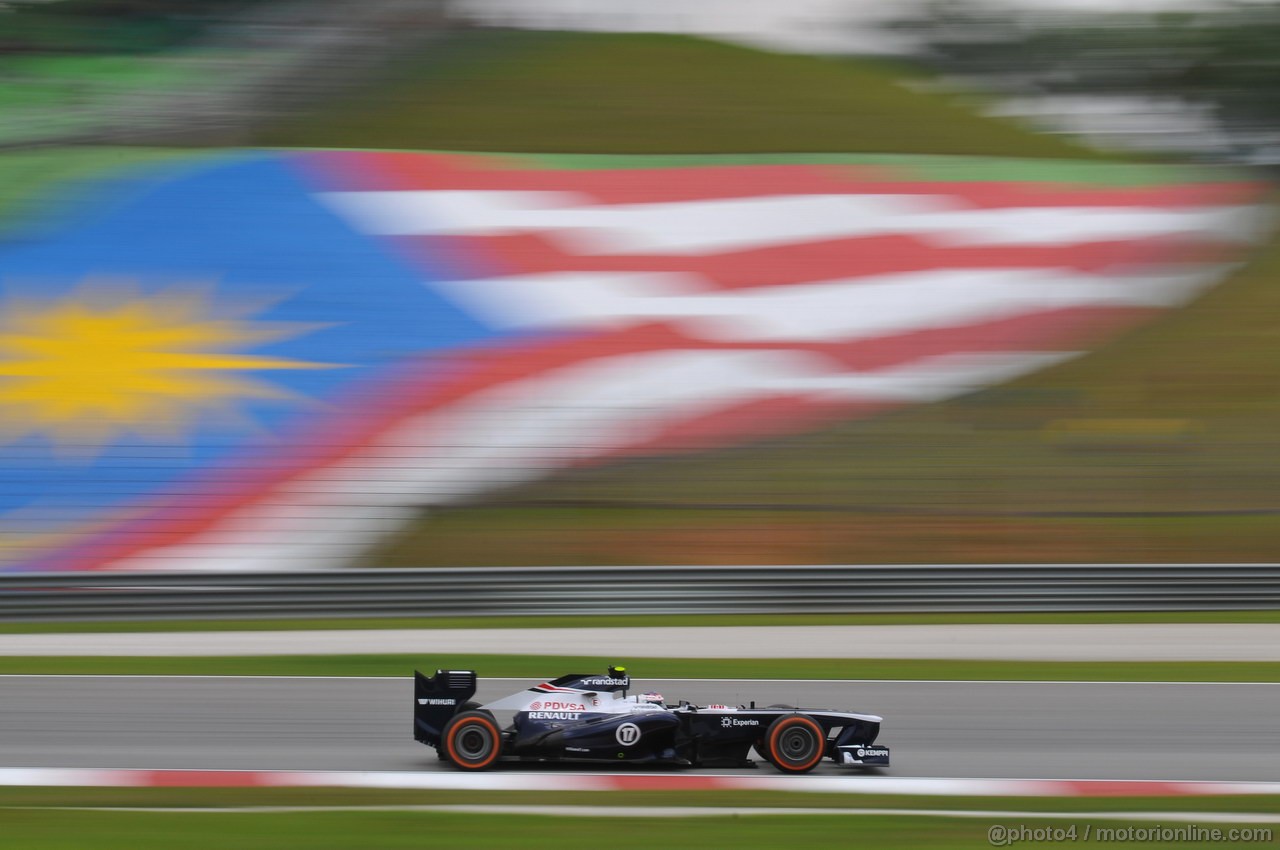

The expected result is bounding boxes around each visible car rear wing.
[413,669,478,747]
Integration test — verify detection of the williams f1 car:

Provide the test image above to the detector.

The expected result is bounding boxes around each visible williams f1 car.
[413,666,890,773]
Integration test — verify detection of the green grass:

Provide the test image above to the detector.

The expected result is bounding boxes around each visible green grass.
[3,654,1279,682]
[2,807,1274,850]
[3,608,1279,634]
[254,30,1105,158]
[512,151,1217,184]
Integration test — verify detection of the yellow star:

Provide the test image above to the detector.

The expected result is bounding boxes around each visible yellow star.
[0,284,341,457]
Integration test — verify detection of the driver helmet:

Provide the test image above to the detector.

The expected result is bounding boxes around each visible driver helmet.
[639,692,665,706]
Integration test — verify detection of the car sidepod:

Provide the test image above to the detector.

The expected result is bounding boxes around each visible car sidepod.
[511,709,682,763]
[677,710,770,767]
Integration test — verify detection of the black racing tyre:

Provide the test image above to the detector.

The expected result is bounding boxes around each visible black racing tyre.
[754,707,797,763]
[763,714,826,774]
[441,710,503,771]
[435,702,485,761]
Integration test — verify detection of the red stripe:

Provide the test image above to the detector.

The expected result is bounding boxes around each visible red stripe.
[143,770,269,788]
[602,775,741,791]
[1057,780,1201,797]
[306,151,886,201]
[303,150,1262,210]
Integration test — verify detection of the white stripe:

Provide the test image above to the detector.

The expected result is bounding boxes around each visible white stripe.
[432,266,1227,341]
[320,191,946,251]
[319,189,1260,254]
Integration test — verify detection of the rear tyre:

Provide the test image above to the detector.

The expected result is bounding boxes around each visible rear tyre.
[435,702,484,761]
[442,710,503,771]
[763,714,826,774]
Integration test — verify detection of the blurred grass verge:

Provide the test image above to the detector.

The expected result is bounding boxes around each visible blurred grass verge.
[251,30,1106,158]
[3,807,1278,849]
[4,787,1279,815]
[2,655,1278,682]
[0,808,1257,850]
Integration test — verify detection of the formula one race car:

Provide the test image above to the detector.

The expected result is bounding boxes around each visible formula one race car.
[413,666,890,773]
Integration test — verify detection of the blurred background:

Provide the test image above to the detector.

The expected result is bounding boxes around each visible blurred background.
[0,0,1276,573]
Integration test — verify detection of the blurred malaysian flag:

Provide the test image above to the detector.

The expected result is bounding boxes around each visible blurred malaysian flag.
[0,150,1263,571]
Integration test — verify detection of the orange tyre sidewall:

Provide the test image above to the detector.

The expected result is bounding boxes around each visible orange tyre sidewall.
[445,714,502,769]
[767,715,825,772]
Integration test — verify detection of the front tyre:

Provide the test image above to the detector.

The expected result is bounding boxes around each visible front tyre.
[441,710,503,770]
[763,714,826,774]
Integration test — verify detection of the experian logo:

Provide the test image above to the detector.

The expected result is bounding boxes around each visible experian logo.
[720,717,760,728]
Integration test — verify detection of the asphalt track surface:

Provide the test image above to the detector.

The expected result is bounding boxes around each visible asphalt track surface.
[3,676,1278,782]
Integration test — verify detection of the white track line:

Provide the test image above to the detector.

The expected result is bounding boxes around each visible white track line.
[4,805,1280,823]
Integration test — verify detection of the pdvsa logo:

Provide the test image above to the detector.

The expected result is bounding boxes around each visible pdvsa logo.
[538,701,584,711]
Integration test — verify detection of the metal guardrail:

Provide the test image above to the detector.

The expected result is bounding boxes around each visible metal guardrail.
[1,564,1278,621]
